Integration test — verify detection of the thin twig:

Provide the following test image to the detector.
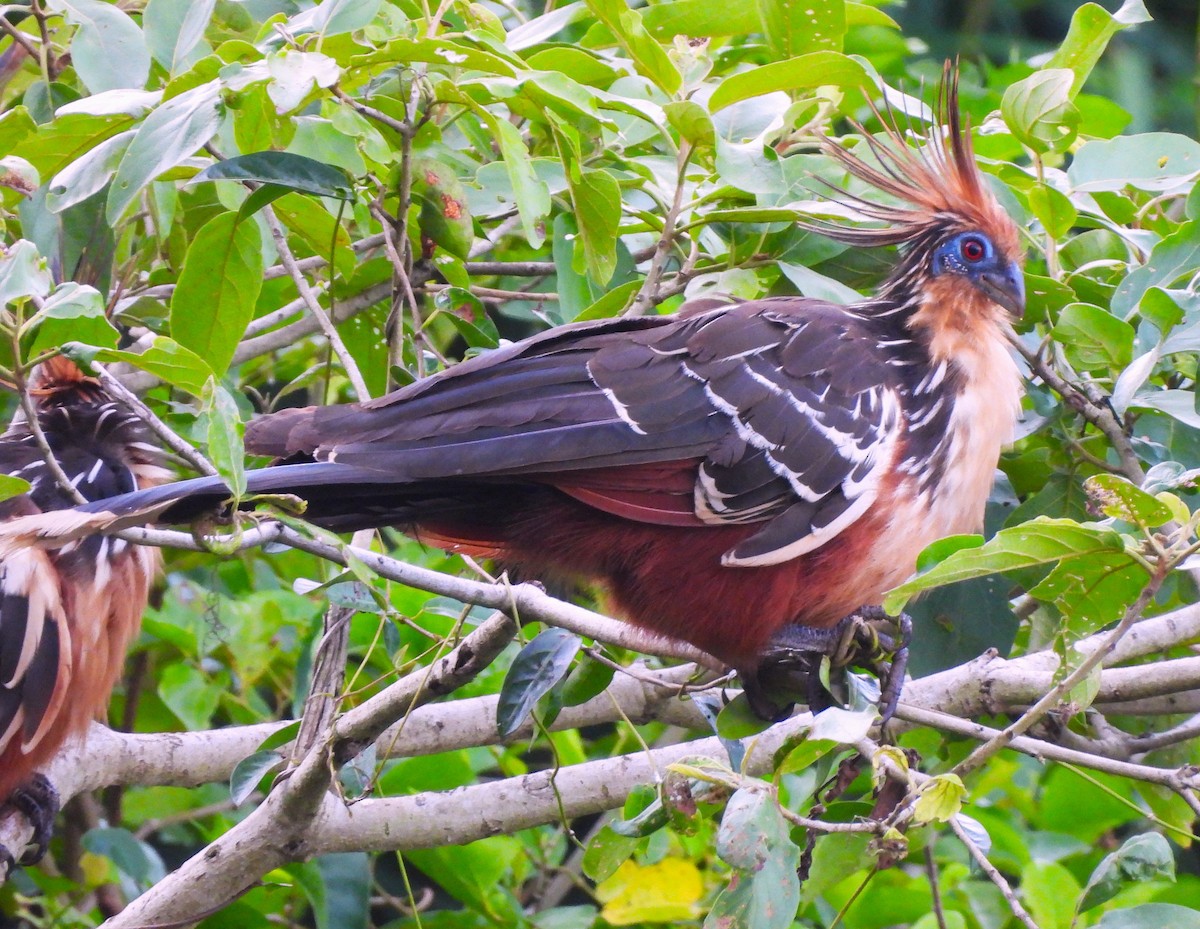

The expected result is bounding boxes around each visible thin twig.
[1014,339,1143,482]
[423,282,559,302]
[925,844,949,929]
[261,205,371,402]
[627,144,691,316]
[950,816,1042,929]
[93,364,219,477]
[11,351,86,504]
[0,15,40,60]
[952,568,1166,778]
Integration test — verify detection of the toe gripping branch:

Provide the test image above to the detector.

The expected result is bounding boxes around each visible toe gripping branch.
[745,606,913,727]
[0,774,60,874]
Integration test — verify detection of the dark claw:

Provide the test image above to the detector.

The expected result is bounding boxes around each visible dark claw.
[8,774,59,865]
[738,668,795,722]
[746,608,912,728]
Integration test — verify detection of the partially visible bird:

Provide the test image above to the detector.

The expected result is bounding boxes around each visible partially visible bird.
[2,65,1024,720]
[0,357,169,863]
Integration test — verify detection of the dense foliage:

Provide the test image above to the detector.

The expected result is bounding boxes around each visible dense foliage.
[0,1,1198,928]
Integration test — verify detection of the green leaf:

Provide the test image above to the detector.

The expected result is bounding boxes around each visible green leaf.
[315,855,371,929]
[1080,833,1175,913]
[229,750,284,805]
[107,79,222,223]
[143,0,215,74]
[1028,182,1077,240]
[158,661,221,730]
[1044,0,1151,97]
[710,51,869,112]
[643,0,760,38]
[757,0,846,58]
[1084,474,1172,526]
[38,282,105,320]
[48,0,151,93]
[1051,303,1134,370]
[1127,389,1200,429]
[708,789,801,929]
[170,212,264,376]
[1113,222,1200,316]
[582,825,640,883]
[810,706,876,743]
[1021,861,1080,929]
[82,828,164,887]
[575,279,640,320]
[1097,905,1200,929]
[14,112,135,180]
[45,130,134,214]
[585,0,681,94]
[885,517,1126,614]
[289,0,382,38]
[203,379,246,499]
[1027,552,1149,634]
[0,239,52,305]
[196,151,354,201]
[664,100,716,152]
[409,157,475,260]
[351,36,518,78]
[476,110,551,248]
[1001,69,1079,154]
[0,475,32,502]
[68,336,214,396]
[405,837,521,912]
[496,628,582,736]
[568,168,621,285]
[1070,133,1200,193]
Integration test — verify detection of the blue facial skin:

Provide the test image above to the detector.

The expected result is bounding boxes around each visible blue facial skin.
[932,231,1025,317]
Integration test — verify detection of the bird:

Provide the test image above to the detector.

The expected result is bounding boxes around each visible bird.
[0,356,169,864]
[1,65,1024,724]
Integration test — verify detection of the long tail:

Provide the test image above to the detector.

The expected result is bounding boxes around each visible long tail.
[0,462,422,553]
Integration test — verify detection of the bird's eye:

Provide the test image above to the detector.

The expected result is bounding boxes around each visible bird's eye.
[960,237,986,262]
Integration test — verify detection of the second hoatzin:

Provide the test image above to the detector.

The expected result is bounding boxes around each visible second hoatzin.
[0,357,169,862]
[4,70,1024,724]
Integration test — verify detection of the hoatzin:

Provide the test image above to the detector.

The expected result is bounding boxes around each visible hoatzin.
[0,69,1024,807]
[0,357,169,863]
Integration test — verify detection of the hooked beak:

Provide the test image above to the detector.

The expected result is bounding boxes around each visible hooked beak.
[976,261,1025,318]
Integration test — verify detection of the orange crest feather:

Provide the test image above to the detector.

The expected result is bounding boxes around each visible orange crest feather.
[808,62,1020,261]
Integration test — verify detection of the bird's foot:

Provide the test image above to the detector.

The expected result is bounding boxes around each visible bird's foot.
[747,608,911,727]
[1,774,60,867]
[741,619,857,721]
[847,607,912,728]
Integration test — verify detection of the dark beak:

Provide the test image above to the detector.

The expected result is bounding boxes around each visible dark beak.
[976,261,1025,318]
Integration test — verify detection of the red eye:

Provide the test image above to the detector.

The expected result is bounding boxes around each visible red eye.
[961,237,986,262]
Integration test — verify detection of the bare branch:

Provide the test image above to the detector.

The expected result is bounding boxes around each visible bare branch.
[950,816,1042,929]
[261,205,371,401]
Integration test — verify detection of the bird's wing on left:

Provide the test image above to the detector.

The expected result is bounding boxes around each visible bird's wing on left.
[0,497,71,758]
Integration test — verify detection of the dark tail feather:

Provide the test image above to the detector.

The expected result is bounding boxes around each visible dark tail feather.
[78,462,434,526]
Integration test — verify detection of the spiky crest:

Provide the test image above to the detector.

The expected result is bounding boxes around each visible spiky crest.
[806,63,1020,264]
[27,357,103,407]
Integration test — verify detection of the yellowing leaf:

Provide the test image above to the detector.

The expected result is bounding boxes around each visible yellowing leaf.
[595,858,703,926]
[913,773,966,824]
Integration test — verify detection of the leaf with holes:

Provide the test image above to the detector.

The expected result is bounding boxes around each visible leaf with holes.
[708,788,801,929]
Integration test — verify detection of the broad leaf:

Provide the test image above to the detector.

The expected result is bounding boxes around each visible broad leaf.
[107,79,222,223]
[496,628,582,736]
[170,212,263,376]
[885,517,1127,613]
